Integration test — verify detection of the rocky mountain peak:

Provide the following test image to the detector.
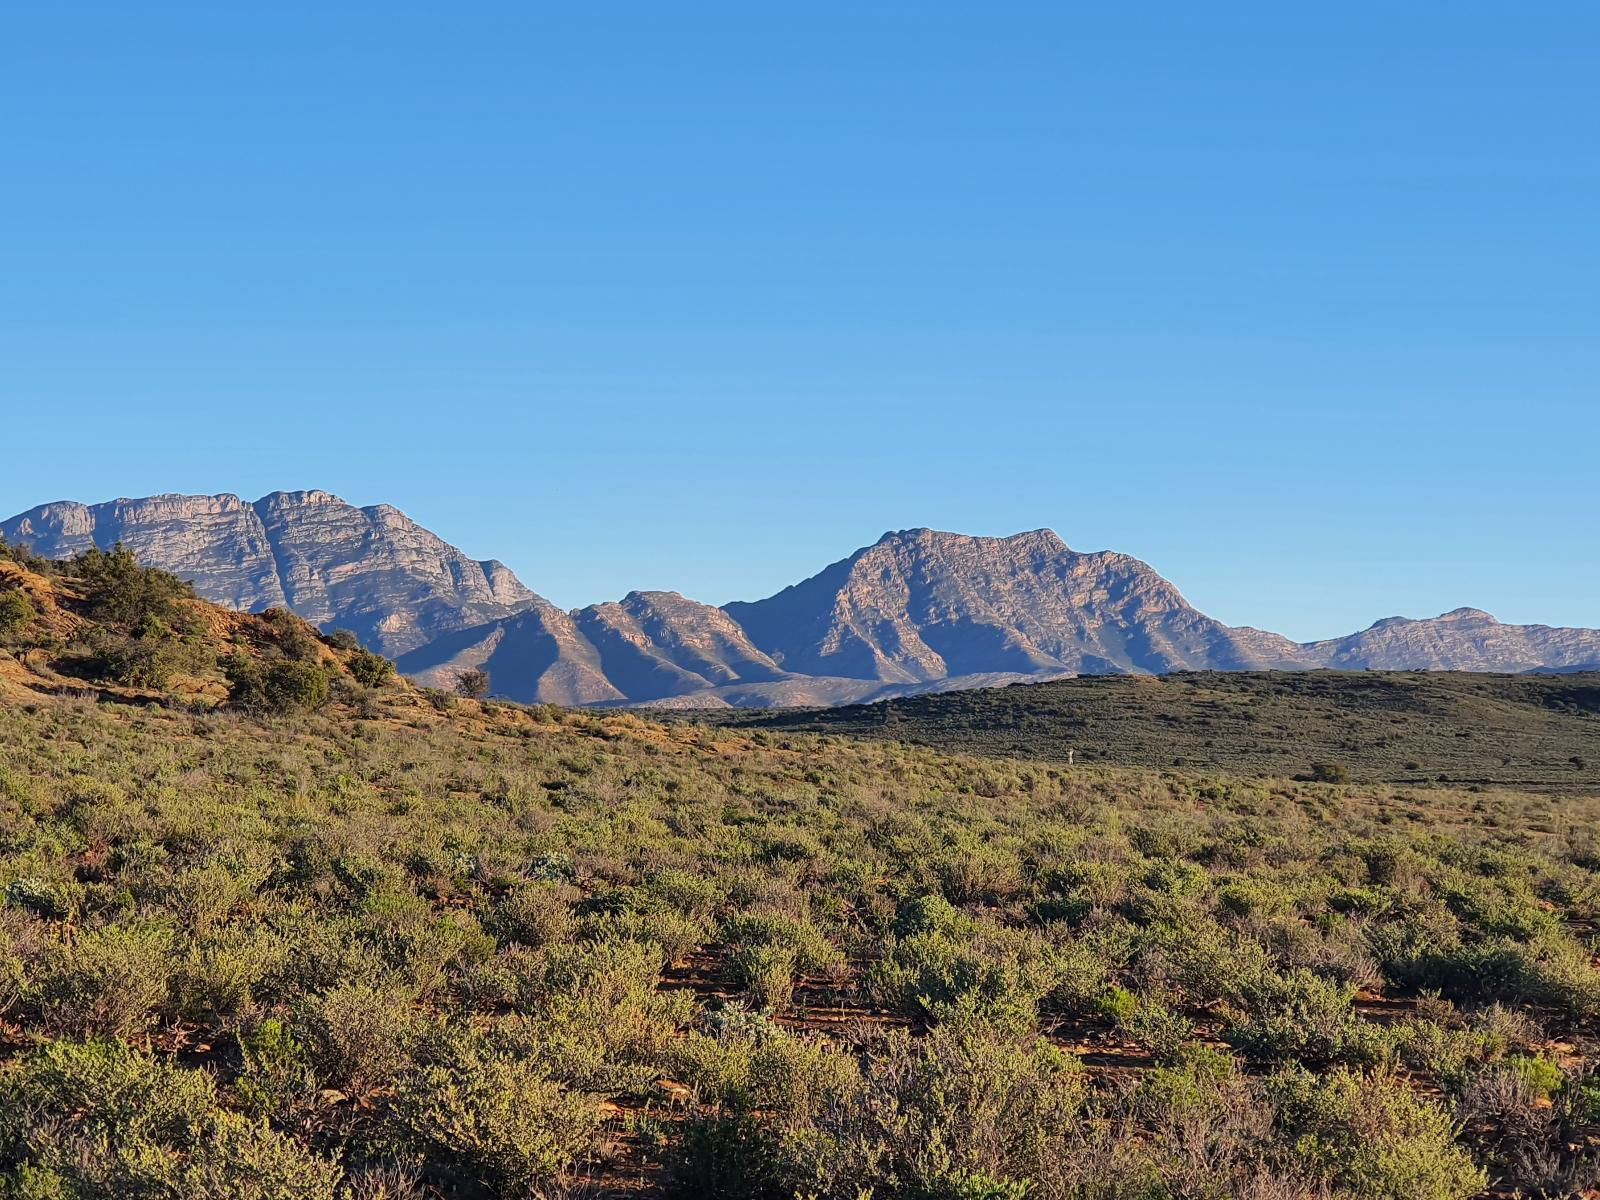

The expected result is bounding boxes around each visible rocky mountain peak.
[725,525,1299,682]
[871,526,1072,556]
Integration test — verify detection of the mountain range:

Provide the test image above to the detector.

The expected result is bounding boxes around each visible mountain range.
[5,490,1596,707]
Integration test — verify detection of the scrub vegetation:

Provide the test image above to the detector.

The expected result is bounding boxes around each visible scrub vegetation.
[698,669,1600,792]
[0,539,1597,1198]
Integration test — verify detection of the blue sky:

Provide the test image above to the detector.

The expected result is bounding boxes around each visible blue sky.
[2,2,1595,641]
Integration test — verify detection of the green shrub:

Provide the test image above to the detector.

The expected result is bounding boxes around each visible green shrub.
[667,1112,795,1200]
[0,1040,338,1200]
[391,1040,598,1192]
[28,922,175,1039]
[667,1019,855,1127]
[797,1021,1087,1199]
[1094,983,1139,1027]
[226,654,332,713]
[5,876,75,922]
[238,1017,317,1119]
[294,981,421,1093]
[453,668,491,700]
[0,536,49,571]
[69,544,193,629]
[1309,762,1350,784]
[870,903,1057,1031]
[73,618,215,688]
[1224,968,1388,1067]
[1509,1053,1564,1100]
[345,647,394,688]
[1130,998,1196,1060]
[0,1038,213,1148]
[483,882,576,948]
[358,889,492,996]
[721,911,842,976]
[729,942,796,1011]
[180,1110,342,1199]
[0,588,36,644]
[1393,1017,1492,1094]
[1270,1066,1486,1199]
[175,926,286,1022]
[262,607,323,663]
[500,938,694,1089]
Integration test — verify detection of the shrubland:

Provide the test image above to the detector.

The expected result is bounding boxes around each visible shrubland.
[700,668,1600,792]
[0,540,1596,1197]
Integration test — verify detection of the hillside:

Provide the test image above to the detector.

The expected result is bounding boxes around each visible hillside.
[696,669,1600,791]
[0,538,402,710]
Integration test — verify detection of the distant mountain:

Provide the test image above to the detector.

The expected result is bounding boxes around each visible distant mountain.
[5,494,1596,706]
[574,591,789,700]
[399,528,1313,705]
[626,670,1078,711]
[0,492,539,657]
[724,528,1312,679]
[394,602,625,706]
[395,591,787,705]
[1298,607,1600,673]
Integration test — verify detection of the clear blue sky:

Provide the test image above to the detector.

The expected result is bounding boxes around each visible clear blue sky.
[2,3,1595,641]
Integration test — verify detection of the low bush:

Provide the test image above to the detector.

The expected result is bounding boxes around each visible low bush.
[27,922,175,1039]
[794,1021,1088,1199]
[0,1040,339,1199]
[391,1038,598,1194]
[346,646,395,688]
[1224,967,1390,1067]
[225,654,333,713]
[1270,1066,1486,1199]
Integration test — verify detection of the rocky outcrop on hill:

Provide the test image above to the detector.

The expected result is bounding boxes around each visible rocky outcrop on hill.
[1,492,538,657]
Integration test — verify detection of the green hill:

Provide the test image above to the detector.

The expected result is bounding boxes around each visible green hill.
[694,669,1600,791]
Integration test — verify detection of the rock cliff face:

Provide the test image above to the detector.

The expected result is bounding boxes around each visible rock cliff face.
[6,494,1597,706]
[0,492,538,657]
[724,528,1313,680]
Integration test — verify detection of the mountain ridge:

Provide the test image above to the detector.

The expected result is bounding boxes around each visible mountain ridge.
[1,491,541,658]
[6,492,1596,706]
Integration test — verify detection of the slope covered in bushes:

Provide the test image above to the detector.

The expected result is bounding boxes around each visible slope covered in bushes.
[699,668,1600,791]
[0,536,395,712]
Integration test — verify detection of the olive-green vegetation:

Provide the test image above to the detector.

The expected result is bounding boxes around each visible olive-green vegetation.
[0,542,1597,1198]
[0,690,1596,1198]
[698,669,1600,791]
[0,539,394,716]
